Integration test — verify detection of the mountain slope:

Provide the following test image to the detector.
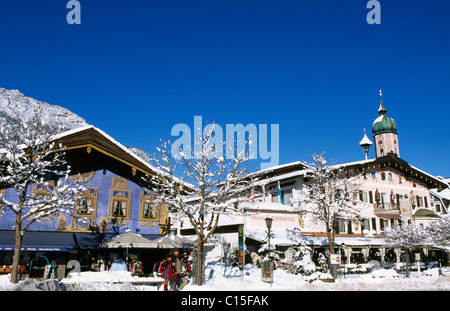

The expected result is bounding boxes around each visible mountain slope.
[0,87,151,163]
[0,88,89,132]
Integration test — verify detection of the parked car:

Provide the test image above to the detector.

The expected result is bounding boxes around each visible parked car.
[380,263,394,270]
[424,261,439,269]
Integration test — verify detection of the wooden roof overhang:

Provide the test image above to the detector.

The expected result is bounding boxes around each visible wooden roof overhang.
[52,127,158,178]
[51,126,194,193]
[341,153,448,190]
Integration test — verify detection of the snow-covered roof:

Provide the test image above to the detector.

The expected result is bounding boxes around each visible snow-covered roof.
[52,125,194,190]
[245,227,385,246]
[431,188,450,201]
[248,161,308,177]
[252,169,309,186]
[52,125,159,174]
[245,228,298,246]
[241,201,297,212]
[174,213,243,230]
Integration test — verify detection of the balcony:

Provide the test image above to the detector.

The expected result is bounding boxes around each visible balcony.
[374,202,400,215]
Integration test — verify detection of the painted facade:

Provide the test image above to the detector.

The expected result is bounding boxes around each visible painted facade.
[0,126,169,237]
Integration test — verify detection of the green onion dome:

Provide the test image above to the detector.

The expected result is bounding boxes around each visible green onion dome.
[372,92,397,136]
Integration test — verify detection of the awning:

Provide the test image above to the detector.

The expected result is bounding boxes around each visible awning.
[0,231,162,252]
[0,231,78,252]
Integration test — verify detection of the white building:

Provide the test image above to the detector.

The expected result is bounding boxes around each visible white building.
[178,92,449,266]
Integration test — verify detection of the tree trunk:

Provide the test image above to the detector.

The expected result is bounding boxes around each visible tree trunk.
[326,228,336,254]
[196,239,204,285]
[10,215,23,284]
[405,249,410,278]
[326,228,337,278]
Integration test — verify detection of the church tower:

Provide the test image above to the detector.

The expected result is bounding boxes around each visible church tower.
[371,90,399,158]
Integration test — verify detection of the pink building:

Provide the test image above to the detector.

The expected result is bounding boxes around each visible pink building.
[245,92,448,265]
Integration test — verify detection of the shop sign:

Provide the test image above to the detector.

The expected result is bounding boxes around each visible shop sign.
[330,254,341,265]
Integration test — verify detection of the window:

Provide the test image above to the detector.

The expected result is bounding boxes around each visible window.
[388,173,393,181]
[381,172,386,181]
[417,196,424,208]
[75,188,98,216]
[359,190,370,203]
[143,201,157,218]
[363,219,370,231]
[33,182,55,199]
[369,191,374,203]
[271,193,280,203]
[112,199,128,217]
[380,192,387,203]
[335,219,346,234]
[0,188,5,208]
[108,177,132,221]
[140,193,158,220]
[77,198,93,215]
[283,190,293,205]
[271,189,292,205]
[112,177,127,190]
[371,218,377,232]
[371,171,376,179]
[436,204,441,213]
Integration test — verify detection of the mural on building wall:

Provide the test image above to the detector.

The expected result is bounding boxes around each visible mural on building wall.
[0,167,167,235]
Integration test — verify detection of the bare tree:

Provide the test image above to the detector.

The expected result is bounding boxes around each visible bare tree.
[293,152,361,262]
[383,223,428,278]
[426,215,450,248]
[383,216,450,277]
[147,122,255,285]
[0,107,84,283]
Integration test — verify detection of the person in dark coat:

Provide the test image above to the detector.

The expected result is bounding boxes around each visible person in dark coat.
[160,254,173,291]
[171,248,183,290]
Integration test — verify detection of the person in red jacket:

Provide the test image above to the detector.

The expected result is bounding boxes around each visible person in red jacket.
[160,254,173,291]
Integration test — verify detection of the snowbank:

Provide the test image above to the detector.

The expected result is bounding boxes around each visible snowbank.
[0,266,449,291]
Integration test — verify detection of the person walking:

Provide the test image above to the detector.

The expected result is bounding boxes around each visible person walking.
[160,254,173,291]
[171,248,183,291]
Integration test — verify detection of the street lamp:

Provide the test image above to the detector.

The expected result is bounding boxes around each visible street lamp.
[265,216,273,231]
[265,216,273,287]
[359,129,373,160]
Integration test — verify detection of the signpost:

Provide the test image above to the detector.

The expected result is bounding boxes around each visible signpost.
[238,225,244,273]
[330,254,341,265]
[415,253,421,274]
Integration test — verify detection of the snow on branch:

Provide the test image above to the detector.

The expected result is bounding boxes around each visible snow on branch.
[144,121,258,246]
[0,106,85,229]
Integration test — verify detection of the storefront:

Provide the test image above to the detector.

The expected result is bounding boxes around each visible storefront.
[0,230,117,279]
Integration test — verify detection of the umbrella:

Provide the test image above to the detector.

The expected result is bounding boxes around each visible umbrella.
[99,231,155,249]
[151,233,196,249]
[99,231,158,262]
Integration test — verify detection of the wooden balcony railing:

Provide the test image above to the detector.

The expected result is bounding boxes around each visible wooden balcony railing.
[374,202,399,212]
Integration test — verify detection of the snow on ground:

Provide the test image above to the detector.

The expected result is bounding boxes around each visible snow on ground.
[0,263,449,291]
[184,262,450,291]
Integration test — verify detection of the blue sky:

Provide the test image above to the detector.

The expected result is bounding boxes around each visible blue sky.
[1,0,449,177]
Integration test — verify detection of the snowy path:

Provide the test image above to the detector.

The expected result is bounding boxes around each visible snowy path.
[0,264,449,291]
